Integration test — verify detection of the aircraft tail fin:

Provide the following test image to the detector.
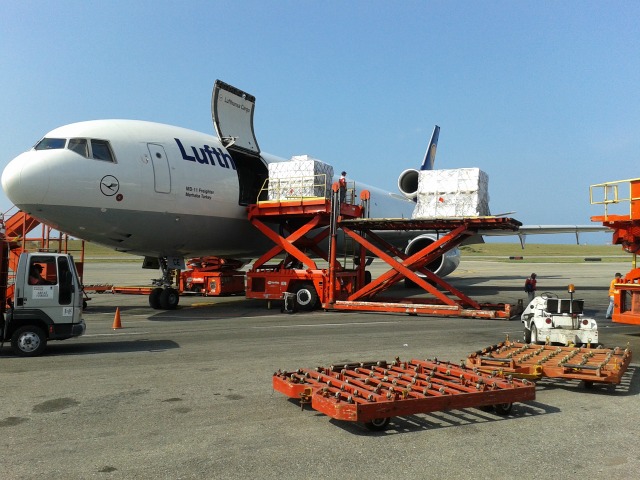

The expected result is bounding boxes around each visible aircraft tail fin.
[420,125,440,171]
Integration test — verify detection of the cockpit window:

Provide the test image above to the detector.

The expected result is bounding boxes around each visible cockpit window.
[91,139,115,162]
[35,138,66,150]
[68,138,88,157]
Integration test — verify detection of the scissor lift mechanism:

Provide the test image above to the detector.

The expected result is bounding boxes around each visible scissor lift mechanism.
[331,216,522,318]
[273,357,535,431]
[248,185,522,318]
[466,340,632,386]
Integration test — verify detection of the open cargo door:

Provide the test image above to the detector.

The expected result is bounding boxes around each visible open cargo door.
[211,80,267,205]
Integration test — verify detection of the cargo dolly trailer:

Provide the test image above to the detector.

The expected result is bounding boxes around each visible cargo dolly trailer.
[273,357,536,431]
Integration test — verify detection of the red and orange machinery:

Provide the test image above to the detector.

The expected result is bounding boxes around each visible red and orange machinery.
[591,178,640,324]
[466,338,632,387]
[273,355,536,431]
[245,186,365,310]
[178,257,245,296]
[246,181,522,318]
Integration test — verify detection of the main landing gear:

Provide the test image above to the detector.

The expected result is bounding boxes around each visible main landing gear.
[149,257,180,310]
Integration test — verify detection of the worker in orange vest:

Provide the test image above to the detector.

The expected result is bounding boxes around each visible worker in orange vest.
[606,272,622,319]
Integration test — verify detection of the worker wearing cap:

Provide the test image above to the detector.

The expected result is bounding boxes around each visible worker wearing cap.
[339,171,347,203]
[606,272,623,319]
[524,273,537,302]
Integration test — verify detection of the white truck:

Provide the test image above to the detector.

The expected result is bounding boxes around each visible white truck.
[521,291,598,347]
[1,252,86,356]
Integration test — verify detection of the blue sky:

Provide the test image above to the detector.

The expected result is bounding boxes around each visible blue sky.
[2,1,638,244]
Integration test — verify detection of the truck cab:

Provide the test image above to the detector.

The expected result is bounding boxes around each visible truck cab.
[2,252,85,356]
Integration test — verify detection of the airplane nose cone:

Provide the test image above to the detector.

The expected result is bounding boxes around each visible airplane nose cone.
[2,152,51,206]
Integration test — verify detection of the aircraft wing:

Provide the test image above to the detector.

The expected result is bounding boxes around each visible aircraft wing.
[477,224,609,245]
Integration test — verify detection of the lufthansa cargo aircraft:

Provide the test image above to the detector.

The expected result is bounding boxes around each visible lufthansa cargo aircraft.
[1,81,602,309]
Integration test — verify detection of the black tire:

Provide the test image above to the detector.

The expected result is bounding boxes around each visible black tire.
[160,288,180,310]
[11,325,47,357]
[364,270,372,285]
[364,417,391,431]
[524,328,532,344]
[493,403,513,415]
[149,288,163,309]
[294,283,318,311]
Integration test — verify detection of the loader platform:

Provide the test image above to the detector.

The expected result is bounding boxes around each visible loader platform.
[466,340,632,386]
[273,357,535,431]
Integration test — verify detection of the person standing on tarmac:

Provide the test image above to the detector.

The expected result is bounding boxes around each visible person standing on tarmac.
[524,273,537,302]
[606,272,623,319]
[339,171,347,203]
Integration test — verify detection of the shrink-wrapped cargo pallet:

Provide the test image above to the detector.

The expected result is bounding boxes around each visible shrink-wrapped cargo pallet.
[267,155,334,200]
[412,168,490,218]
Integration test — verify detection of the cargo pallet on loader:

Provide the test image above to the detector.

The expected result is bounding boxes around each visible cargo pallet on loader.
[273,357,536,431]
[466,339,632,387]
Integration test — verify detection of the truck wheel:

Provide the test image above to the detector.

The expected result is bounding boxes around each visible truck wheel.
[160,288,180,310]
[364,417,390,431]
[149,288,163,309]
[11,326,47,357]
[524,328,532,344]
[493,403,513,415]
[530,325,539,344]
[295,283,318,311]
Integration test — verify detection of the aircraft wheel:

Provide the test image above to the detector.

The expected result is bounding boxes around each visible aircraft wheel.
[149,288,163,309]
[295,283,318,311]
[11,325,47,357]
[160,288,180,310]
[364,417,390,431]
[364,270,372,285]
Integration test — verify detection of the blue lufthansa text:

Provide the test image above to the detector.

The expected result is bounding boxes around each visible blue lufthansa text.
[175,138,236,170]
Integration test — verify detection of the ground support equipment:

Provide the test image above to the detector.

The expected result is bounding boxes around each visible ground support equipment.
[246,192,365,309]
[466,339,632,386]
[273,356,535,431]
[591,177,640,324]
[327,216,522,319]
[179,257,245,296]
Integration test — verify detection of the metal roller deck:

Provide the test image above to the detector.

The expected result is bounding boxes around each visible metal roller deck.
[273,357,536,430]
[466,340,632,385]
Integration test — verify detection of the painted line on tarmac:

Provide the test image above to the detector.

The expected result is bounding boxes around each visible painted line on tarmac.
[83,332,150,337]
[252,320,400,329]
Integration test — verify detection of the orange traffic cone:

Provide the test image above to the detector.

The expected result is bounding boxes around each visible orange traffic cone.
[112,307,122,329]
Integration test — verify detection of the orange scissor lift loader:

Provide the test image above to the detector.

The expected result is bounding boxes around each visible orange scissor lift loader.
[591,177,640,324]
[247,179,523,318]
[246,184,366,309]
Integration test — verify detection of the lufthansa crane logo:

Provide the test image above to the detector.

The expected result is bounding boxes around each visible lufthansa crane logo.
[100,175,120,196]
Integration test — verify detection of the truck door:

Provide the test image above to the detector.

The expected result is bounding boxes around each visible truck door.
[15,254,82,323]
[148,143,171,193]
[211,80,268,205]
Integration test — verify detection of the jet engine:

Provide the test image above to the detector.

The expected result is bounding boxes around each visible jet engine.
[405,234,460,277]
[398,168,420,200]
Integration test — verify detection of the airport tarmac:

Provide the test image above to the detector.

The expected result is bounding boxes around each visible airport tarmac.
[2,259,639,479]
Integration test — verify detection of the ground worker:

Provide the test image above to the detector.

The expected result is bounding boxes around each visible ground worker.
[524,273,537,302]
[606,272,623,319]
[339,171,347,203]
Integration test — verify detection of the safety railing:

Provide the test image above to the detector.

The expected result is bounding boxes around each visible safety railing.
[590,177,640,221]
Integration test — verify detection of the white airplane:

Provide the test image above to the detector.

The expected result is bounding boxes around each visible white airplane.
[2,81,604,309]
